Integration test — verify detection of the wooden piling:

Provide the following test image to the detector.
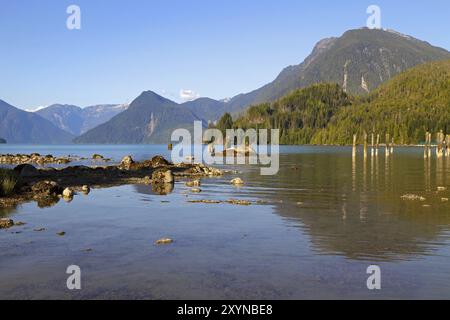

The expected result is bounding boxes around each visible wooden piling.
[376,134,380,156]
[363,131,368,159]
[371,133,375,157]
[385,133,390,157]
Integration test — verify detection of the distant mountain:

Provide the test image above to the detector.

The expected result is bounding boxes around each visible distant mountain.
[183,98,227,124]
[225,28,450,113]
[74,91,203,144]
[30,28,450,145]
[0,100,74,144]
[234,59,450,145]
[36,103,129,136]
[312,59,450,145]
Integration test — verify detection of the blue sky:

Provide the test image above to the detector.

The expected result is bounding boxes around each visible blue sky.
[1,0,449,109]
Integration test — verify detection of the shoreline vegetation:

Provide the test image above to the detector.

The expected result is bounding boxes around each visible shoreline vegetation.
[216,60,450,146]
[0,154,223,210]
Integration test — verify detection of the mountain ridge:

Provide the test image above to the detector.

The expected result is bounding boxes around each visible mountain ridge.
[0,99,75,144]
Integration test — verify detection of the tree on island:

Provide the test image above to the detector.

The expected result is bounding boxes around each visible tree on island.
[216,113,234,135]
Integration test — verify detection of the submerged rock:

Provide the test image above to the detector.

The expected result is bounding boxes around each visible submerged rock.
[188,199,222,204]
[155,238,173,245]
[227,199,252,206]
[92,154,104,160]
[185,180,201,187]
[230,178,244,185]
[401,194,426,201]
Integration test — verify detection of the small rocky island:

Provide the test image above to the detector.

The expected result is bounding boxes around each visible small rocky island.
[0,154,223,209]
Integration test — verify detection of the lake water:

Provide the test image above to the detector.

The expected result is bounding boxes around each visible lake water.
[0,145,449,299]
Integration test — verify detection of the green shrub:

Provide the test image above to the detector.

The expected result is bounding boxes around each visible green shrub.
[0,168,18,197]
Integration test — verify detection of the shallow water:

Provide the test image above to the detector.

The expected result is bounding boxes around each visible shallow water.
[1,145,449,299]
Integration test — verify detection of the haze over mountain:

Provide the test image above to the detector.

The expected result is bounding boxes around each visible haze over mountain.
[36,103,129,136]
[0,100,74,144]
[73,28,450,145]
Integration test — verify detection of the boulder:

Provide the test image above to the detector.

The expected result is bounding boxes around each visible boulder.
[119,155,134,170]
[230,178,244,185]
[0,218,14,229]
[62,188,74,198]
[14,164,39,177]
[81,185,90,194]
[155,238,173,245]
[152,169,174,184]
[92,154,104,160]
[31,181,62,197]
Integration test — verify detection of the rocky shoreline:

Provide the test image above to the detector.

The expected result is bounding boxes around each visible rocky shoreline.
[0,153,115,165]
[0,154,223,209]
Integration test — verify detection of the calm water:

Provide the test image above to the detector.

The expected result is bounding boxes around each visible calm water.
[1,145,450,299]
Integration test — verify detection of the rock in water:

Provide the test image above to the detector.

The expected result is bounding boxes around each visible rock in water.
[62,188,74,198]
[31,181,62,197]
[92,154,104,160]
[81,185,90,194]
[186,180,201,187]
[0,219,14,229]
[230,178,244,185]
[119,155,134,170]
[152,169,174,184]
[155,238,173,245]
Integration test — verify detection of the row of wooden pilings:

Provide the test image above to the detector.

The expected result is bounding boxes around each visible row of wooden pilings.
[352,133,395,158]
[351,131,450,158]
[424,131,450,158]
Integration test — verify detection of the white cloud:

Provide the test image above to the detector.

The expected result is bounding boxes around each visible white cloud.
[25,105,47,112]
[179,89,200,102]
